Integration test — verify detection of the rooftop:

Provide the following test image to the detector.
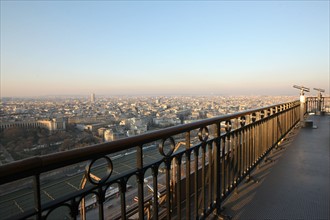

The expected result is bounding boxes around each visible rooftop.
[0,97,329,220]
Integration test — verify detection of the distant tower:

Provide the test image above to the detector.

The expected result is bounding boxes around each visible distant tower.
[91,93,95,103]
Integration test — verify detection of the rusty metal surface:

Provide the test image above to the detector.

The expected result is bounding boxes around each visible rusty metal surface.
[222,115,330,219]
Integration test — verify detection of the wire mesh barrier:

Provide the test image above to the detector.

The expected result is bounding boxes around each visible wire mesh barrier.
[0,100,306,220]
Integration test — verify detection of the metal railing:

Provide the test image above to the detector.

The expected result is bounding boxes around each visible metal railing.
[0,100,302,220]
[306,97,330,114]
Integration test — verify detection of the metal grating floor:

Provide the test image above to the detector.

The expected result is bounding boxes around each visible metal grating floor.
[221,115,330,220]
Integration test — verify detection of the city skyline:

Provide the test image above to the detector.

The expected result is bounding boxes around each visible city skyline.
[1,1,329,97]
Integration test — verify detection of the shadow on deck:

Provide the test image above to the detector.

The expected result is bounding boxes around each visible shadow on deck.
[216,115,329,220]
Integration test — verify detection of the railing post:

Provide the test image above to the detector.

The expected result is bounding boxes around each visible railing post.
[215,122,222,215]
[33,174,42,220]
[317,93,322,114]
[194,147,199,219]
[176,156,182,220]
[98,188,104,220]
[137,145,144,220]
[300,94,306,126]
[185,132,191,219]
[120,181,127,220]
[165,157,172,220]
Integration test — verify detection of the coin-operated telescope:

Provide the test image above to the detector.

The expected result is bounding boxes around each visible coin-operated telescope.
[313,88,324,99]
[293,85,310,104]
[313,88,325,114]
[293,85,310,126]
[293,85,310,96]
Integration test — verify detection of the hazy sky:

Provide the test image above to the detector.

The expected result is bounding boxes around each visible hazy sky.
[1,1,329,97]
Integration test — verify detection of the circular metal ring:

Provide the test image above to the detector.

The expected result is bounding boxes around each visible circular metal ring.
[240,116,246,126]
[225,120,232,133]
[260,110,265,119]
[251,112,257,123]
[159,137,175,157]
[198,127,209,142]
[86,156,113,185]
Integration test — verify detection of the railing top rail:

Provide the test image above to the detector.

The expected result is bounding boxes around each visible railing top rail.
[0,100,300,184]
[307,96,330,99]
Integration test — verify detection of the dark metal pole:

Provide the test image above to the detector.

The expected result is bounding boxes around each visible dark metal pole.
[33,174,42,220]
[137,145,144,220]
[152,166,159,220]
[185,131,191,219]
[215,122,221,215]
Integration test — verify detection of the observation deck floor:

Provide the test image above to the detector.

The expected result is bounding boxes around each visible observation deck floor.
[219,115,330,220]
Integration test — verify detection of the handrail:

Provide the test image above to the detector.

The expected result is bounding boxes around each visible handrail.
[0,101,299,184]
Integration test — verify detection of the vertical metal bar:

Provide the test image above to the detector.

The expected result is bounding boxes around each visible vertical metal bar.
[260,119,262,159]
[245,117,249,172]
[223,136,227,195]
[194,147,199,219]
[70,199,78,220]
[229,133,234,190]
[227,134,230,193]
[261,120,264,158]
[244,126,248,174]
[249,124,253,171]
[267,114,270,150]
[98,188,104,220]
[270,110,273,145]
[215,122,222,215]
[228,134,233,190]
[266,114,269,150]
[257,120,261,161]
[172,157,176,209]
[120,183,127,220]
[202,144,206,216]
[213,140,217,203]
[291,105,294,127]
[254,121,257,165]
[254,122,257,165]
[221,136,226,197]
[276,113,278,145]
[248,125,251,172]
[166,159,172,220]
[185,131,191,219]
[233,131,236,185]
[208,142,212,210]
[242,127,246,176]
[152,166,158,220]
[274,109,276,146]
[235,131,239,185]
[137,145,144,220]
[33,175,42,220]
[176,157,182,220]
[288,104,291,129]
[264,119,267,154]
[227,135,231,194]
[284,108,287,132]
[250,123,254,168]
[239,128,244,178]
